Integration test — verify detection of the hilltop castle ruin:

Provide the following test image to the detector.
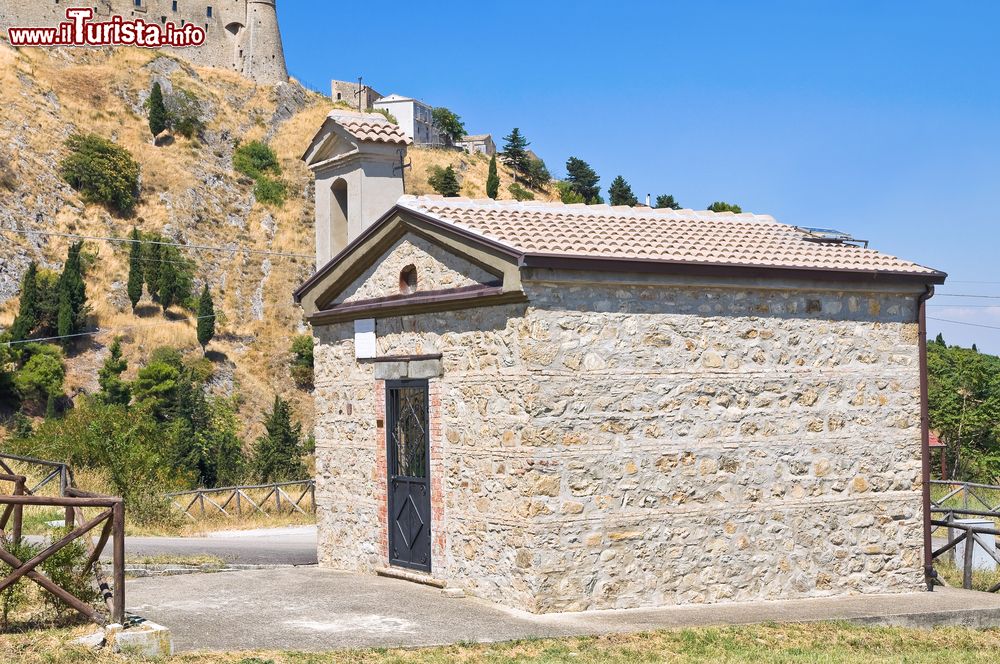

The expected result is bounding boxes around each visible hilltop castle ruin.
[0,0,288,84]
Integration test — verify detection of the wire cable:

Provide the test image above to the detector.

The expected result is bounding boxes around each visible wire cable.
[1,314,219,348]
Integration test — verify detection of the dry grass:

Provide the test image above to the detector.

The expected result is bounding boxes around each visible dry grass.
[408,147,560,202]
[5,623,1000,663]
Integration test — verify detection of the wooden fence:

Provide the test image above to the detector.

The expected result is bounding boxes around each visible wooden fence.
[166,480,316,521]
[0,454,124,625]
[930,479,1000,592]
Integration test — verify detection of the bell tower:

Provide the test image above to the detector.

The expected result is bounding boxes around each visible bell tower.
[245,0,288,84]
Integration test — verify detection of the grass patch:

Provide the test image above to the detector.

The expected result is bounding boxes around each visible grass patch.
[126,554,226,567]
[935,559,1000,592]
[6,623,1000,662]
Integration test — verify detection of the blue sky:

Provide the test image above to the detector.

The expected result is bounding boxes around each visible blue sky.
[280,1,1000,352]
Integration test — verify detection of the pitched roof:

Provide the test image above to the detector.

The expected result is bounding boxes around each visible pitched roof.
[397,196,945,280]
[326,110,411,146]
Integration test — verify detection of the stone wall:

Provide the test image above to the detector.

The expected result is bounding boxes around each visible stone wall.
[0,0,287,84]
[312,261,926,612]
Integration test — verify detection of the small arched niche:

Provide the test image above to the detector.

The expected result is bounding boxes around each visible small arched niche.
[399,265,418,295]
[330,178,349,254]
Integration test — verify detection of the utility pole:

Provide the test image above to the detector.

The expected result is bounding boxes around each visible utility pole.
[355,76,364,113]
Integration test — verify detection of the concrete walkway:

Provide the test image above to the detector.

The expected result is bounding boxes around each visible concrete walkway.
[125,567,1000,653]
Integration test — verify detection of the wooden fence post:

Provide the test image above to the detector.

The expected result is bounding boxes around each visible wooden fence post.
[112,501,125,625]
[964,525,975,590]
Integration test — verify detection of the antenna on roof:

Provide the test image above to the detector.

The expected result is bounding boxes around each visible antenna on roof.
[798,227,870,248]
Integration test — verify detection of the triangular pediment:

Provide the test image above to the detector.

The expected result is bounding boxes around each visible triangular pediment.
[295,207,525,322]
[302,119,360,168]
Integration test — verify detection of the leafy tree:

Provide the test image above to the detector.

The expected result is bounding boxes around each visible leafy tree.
[290,335,314,389]
[935,333,946,346]
[9,262,39,342]
[147,82,169,141]
[564,157,602,203]
[165,88,205,140]
[486,155,500,200]
[431,107,465,145]
[196,285,216,353]
[98,338,130,406]
[233,141,281,180]
[0,340,17,408]
[500,128,530,183]
[525,157,551,190]
[428,166,461,197]
[13,344,64,414]
[555,181,585,204]
[708,201,743,213]
[127,228,144,311]
[608,175,638,207]
[928,343,1000,482]
[59,134,140,215]
[171,392,245,489]
[8,399,176,524]
[655,194,681,210]
[254,396,306,483]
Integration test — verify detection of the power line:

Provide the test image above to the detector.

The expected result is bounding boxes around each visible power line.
[1,315,219,348]
[935,294,1000,300]
[927,317,1000,332]
[0,226,313,260]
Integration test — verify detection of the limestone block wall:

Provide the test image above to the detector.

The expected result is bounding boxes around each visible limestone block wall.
[312,269,926,613]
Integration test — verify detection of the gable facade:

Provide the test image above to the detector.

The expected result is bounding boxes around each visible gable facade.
[300,207,939,612]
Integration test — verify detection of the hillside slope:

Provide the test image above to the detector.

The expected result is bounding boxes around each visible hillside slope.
[0,41,558,441]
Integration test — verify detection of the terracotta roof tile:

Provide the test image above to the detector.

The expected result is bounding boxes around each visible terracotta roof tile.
[398,196,943,277]
[328,111,411,146]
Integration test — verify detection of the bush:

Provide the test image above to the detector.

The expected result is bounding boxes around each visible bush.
[508,183,534,201]
[13,344,65,414]
[166,89,206,140]
[59,134,140,215]
[556,181,586,204]
[428,165,461,197]
[233,141,281,180]
[290,335,314,389]
[254,176,287,207]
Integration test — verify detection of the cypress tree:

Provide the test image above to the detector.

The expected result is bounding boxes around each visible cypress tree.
[254,396,306,483]
[144,238,161,302]
[157,256,179,309]
[57,242,87,334]
[10,262,39,341]
[56,289,73,341]
[148,82,169,141]
[127,228,144,311]
[608,175,639,207]
[486,155,500,199]
[500,128,530,183]
[197,285,216,353]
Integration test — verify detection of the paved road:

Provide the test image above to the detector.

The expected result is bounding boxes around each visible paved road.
[110,526,318,566]
[126,568,1000,653]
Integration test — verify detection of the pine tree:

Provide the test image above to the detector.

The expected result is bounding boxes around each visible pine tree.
[98,338,131,406]
[10,262,39,341]
[655,194,681,210]
[708,201,743,214]
[500,128,530,183]
[486,155,500,199]
[525,157,550,190]
[428,166,461,197]
[127,228,144,311]
[935,333,946,346]
[148,82,169,141]
[197,285,216,353]
[254,396,306,483]
[608,176,638,207]
[564,157,601,203]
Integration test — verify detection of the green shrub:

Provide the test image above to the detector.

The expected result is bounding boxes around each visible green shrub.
[428,165,461,197]
[233,141,281,180]
[508,183,534,201]
[59,134,140,215]
[13,344,65,412]
[556,181,586,204]
[166,89,206,139]
[40,532,97,620]
[0,540,40,628]
[290,335,314,389]
[254,175,287,206]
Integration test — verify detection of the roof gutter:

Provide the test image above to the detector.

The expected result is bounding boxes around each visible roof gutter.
[918,284,936,592]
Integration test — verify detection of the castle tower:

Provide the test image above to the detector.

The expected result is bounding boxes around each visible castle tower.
[245,0,288,85]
